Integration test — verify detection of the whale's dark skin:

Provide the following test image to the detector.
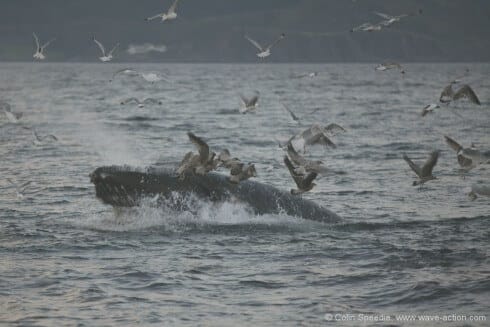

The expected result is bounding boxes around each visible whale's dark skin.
[89,165,341,223]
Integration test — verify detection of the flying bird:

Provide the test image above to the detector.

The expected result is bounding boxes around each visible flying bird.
[32,33,56,60]
[146,0,180,22]
[32,129,58,146]
[350,22,382,32]
[444,135,489,171]
[93,36,119,62]
[403,150,440,186]
[284,156,318,195]
[120,97,162,108]
[239,91,259,114]
[245,33,285,58]
[468,184,490,201]
[1,102,23,123]
[375,62,405,74]
[421,103,440,117]
[439,82,480,105]
[287,143,329,175]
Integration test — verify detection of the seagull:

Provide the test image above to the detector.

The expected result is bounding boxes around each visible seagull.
[185,132,217,176]
[287,143,329,175]
[146,0,180,22]
[292,72,318,79]
[403,150,440,186]
[375,62,405,74]
[444,135,490,171]
[440,82,480,105]
[421,103,440,117]
[93,36,119,62]
[110,68,138,81]
[374,12,409,27]
[284,156,318,195]
[245,33,285,58]
[350,22,382,32]
[468,184,490,201]
[32,129,58,146]
[1,102,23,123]
[109,68,167,83]
[282,103,300,123]
[228,162,257,184]
[239,91,259,114]
[32,33,56,60]
[290,123,343,153]
[216,149,242,169]
[6,178,41,199]
[120,97,162,108]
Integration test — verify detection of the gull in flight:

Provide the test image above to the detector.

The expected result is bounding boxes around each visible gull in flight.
[421,103,440,117]
[444,135,490,171]
[239,91,259,114]
[439,81,481,105]
[120,97,162,108]
[32,33,56,60]
[146,0,180,22]
[350,22,382,32]
[290,123,346,153]
[284,156,318,195]
[287,143,329,175]
[93,36,119,62]
[468,184,490,201]
[403,150,440,186]
[245,33,285,58]
[374,9,422,27]
[6,178,41,199]
[375,62,405,74]
[110,68,167,83]
[374,12,408,27]
[32,129,58,146]
[1,102,23,123]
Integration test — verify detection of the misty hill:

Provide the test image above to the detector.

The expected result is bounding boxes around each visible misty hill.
[0,0,489,62]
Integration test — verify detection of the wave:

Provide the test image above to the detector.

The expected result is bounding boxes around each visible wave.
[75,193,323,233]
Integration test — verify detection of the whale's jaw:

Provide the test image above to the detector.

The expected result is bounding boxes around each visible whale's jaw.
[90,165,341,223]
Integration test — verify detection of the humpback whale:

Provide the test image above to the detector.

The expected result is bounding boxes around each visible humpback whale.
[90,165,341,223]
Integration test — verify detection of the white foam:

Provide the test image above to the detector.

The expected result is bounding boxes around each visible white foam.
[76,194,317,233]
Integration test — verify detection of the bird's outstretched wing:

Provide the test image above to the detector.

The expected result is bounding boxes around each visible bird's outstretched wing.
[284,156,303,188]
[168,0,180,14]
[421,151,439,176]
[146,13,163,21]
[403,154,421,178]
[454,84,481,105]
[282,103,299,122]
[32,32,40,48]
[41,38,56,49]
[373,11,392,19]
[444,135,463,153]
[93,36,106,55]
[266,33,285,50]
[108,43,119,56]
[188,132,209,163]
[244,35,263,51]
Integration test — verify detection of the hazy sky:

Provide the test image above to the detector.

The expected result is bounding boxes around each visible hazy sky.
[0,0,489,62]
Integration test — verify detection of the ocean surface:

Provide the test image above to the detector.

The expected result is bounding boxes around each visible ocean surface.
[1,63,489,326]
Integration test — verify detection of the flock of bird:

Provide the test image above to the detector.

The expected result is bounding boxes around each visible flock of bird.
[2,1,490,201]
